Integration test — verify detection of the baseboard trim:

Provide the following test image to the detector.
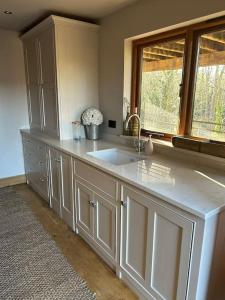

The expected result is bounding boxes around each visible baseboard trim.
[0,175,26,188]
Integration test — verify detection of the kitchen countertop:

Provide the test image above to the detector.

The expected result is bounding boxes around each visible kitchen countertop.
[21,129,225,219]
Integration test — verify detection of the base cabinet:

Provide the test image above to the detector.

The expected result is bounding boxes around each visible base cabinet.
[94,193,116,261]
[76,181,94,238]
[22,136,49,201]
[49,147,74,229]
[75,179,117,266]
[22,133,225,300]
[49,147,61,215]
[120,185,194,300]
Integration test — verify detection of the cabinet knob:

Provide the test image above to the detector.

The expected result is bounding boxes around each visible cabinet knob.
[88,200,96,208]
[121,200,127,207]
[40,177,45,182]
[54,158,61,163]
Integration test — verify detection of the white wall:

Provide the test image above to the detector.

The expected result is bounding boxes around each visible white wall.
[0,29,28,179]
[99,0,225,135]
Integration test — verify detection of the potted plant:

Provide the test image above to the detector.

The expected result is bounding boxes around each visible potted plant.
[81,107,103,140]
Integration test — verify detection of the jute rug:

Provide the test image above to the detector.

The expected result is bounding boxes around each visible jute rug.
[0,187,96,299]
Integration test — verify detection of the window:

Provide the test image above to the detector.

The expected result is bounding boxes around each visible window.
[139,37,185,135]
[191,28,225,142]
[132,18,225,143]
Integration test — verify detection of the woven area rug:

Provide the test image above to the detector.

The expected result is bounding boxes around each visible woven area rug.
[0,187,96,300]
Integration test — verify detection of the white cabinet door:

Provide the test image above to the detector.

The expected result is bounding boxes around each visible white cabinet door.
[38,28,56,84]
[24,37,39,85]
[35,143,49,202]
[22,137,49,201]
[49,148,62,216]
[38,28,59,138]
[121,186,151,288]
[61,153,74,229]
[147,203,193,300]
[120,185,194,300]
[48,148,74,228]
[41,84,58,137]
[76,181,94,238]
[24,38,42,130]
[22,137,33,182]
[94,193,116,260]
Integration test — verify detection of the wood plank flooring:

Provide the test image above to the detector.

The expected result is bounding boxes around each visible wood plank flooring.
[14,184,138,300]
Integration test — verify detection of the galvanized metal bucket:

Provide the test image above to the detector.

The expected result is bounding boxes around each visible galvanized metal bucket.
[85,124,99,140]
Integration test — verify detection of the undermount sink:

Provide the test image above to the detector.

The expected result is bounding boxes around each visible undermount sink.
[87,148,144,166]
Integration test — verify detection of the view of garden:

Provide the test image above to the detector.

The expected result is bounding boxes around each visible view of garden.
[139,32,225,142]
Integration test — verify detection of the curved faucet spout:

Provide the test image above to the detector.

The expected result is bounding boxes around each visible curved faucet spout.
[125,113,141,152]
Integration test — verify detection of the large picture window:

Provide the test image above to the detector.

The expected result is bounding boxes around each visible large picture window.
[132,18,225,143]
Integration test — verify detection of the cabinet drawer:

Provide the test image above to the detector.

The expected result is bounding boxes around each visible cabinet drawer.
[74,160,118,200]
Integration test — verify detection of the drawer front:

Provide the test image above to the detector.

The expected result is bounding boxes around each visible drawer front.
[74,160,118,200]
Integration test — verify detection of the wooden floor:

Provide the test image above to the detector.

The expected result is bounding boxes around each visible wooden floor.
[14,184,138,300]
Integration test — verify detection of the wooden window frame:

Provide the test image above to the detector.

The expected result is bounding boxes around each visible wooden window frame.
[131,16,225,142]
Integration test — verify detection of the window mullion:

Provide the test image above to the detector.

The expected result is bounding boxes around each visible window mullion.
[178,29,198,136]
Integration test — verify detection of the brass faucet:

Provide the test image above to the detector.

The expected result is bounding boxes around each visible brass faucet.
[125,113,144,153]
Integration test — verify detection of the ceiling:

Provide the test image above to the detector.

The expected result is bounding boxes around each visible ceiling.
[0,0,137,32]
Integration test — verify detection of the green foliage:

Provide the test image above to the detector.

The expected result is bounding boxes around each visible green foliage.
[140,69,182,134]
[140,64,225,141]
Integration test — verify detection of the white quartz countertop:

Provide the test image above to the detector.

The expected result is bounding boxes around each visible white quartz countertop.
[21,130,225,219]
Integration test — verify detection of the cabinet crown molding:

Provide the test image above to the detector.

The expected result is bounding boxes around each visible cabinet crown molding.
[21,15,99,40]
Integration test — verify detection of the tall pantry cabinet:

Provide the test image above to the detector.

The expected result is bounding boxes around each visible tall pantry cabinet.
[21,15,99,140]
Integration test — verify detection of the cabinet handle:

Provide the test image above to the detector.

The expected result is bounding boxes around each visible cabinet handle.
[54,158,61,163]
[88,200,96,208]
[40,177,45,182]
[39,161,44,165]
[121,200,127,207]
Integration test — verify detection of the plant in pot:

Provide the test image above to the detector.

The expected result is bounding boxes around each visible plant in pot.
[81,107,103,140]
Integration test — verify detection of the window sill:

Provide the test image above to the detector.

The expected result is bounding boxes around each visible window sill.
[120,134,173,147]
[118,134,225,167]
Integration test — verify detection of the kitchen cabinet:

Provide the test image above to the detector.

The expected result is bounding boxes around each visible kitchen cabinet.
[49,147,74,229]
[75,164,118,267]
[76,181,94,238]
[22,136,49,201]
[21,132,225,300]
[21,15,99,140]
[38,27,58,137]
[120,185,194,300]
[60,152,74,229]
[94,193,116,260]
[23,37,41,130]
[49,147,61,215]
